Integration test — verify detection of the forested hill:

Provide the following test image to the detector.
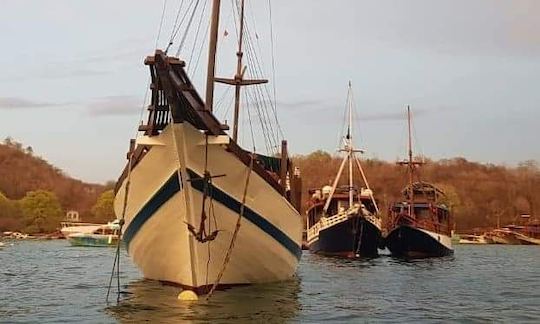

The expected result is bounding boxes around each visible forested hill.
[0,138,105,214]
[294,151,540,231]
[1,136,538,233]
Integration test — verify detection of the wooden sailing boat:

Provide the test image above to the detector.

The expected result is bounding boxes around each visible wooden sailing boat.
[113,0,303,294]
[305,83,382,258]
[384,106,453,258]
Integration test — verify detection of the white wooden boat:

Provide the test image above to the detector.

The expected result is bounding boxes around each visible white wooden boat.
[113,0,303,294]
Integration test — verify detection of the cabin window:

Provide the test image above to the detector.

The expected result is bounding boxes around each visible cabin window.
[414,207,430,219]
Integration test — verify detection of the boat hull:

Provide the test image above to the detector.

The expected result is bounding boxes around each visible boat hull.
[515,233,540,245]
[385,225,453,258]
[308,215,381,258]
[68,234,118,247]
[491,231,522,245]
[114,123,302,292]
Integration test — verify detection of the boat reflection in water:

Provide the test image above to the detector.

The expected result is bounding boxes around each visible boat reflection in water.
[106,277,300,323]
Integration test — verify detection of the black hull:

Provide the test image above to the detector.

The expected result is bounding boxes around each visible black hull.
[385,225,453,258]
[308,216,381,258]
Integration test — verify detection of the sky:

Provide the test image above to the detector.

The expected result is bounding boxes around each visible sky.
[1,0,539,183]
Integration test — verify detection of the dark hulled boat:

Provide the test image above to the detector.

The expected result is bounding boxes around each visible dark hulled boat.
[385,182,453,257]
[305,83,382,258]
[384,107,453,258]
[306,187,382,257]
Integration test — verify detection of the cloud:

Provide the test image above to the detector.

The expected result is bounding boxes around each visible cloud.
[86,96,144,116]
[0,97,63,109]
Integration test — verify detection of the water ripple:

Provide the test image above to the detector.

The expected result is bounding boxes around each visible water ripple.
[1,241,539,322]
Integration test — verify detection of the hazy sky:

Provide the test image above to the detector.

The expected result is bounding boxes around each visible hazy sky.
[1,0,539,183]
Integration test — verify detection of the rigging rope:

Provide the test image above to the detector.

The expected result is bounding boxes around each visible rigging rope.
[206,153,254,300]
[175,0,203,57]
[106,76,151,304]
[155,0,169,48]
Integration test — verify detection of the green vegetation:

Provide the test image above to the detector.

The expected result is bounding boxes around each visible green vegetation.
[0,139,114,233]
[90,190,115,223]
[20,190,64,234]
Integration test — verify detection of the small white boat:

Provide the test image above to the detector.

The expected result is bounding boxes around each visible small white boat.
[458,235,488,244]
[67,221,120,247]
[60,222,105,238]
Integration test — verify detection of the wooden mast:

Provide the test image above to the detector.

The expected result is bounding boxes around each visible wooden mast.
[214,0,267,142]
[347,81,354,208]
[232,0,247,142]
[205,0,221,112]
[407,106,415,218]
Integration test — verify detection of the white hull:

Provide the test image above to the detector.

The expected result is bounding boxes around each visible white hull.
[114,123,302,290]
[458,235,488,244]
[60,225,102,238]
[418,227,453,251]
[515,233,540,245]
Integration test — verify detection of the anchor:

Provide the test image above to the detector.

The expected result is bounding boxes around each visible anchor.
[186,170,226,243]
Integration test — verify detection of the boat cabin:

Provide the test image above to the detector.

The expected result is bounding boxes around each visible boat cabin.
[390,182,452,235]
[306,185,377,229]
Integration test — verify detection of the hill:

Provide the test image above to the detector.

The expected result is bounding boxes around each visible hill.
[0,137,105,221]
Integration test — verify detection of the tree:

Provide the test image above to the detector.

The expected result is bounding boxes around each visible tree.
[91,190,115,222]
[0,191,24,231]
[20,190,64,233]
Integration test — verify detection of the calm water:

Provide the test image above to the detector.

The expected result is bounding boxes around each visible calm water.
[1,240,539,323]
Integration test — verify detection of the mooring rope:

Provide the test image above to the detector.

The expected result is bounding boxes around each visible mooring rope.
[105,65,151,304]
[105,151,132,304]
[206,154,254,300]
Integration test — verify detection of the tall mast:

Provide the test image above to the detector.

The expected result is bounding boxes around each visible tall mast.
[205,0,222,112]
[347,82,354,208]
[214,0,267,142]
[232,0,246,142]
[407,106,415,216]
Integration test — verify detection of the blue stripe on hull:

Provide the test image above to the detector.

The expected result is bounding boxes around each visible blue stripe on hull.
[186,169,302,260]
[122,168,302,260]
[123,172,181,249]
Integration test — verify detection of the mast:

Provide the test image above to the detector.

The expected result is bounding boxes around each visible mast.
[323,82,370,214]
[407,106,415,217]
[231,0,246,142]
[205,0,221,112]
[347,82,354,208]
[214,0,267,142]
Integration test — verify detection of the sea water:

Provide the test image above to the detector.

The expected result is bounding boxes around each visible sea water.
[1,240,539,323]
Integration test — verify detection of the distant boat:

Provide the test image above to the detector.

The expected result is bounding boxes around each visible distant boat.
[514,222,540,245]
[384,107,454,258]
[113,0,303,293]
[68,221,120,247]
[458,234,488,244]
[306,83,382,258]
[489,227,523,245]
[60,221,104,238]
